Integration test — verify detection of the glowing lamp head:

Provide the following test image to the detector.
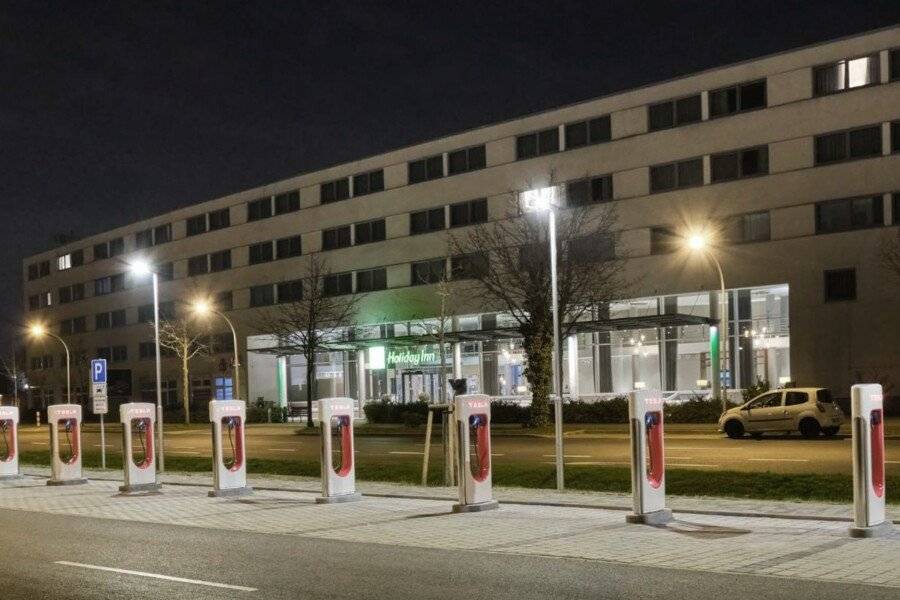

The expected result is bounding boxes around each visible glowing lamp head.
[687,233,708,251]
[521,186,557,212]
[29,323,47,337]
[130,258,152,276]
[192,299,212,316]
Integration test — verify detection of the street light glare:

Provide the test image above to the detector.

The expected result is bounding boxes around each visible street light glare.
[192,299,212,316]
[687,233,708,251]
[521,186,557,212]
[29,323,46,337]
[130,258,152,276]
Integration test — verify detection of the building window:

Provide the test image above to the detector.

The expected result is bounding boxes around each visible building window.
[247,197,272,221]
[709,79,766,118]
[112,346,128,363]
[895,193,900,225]
[274,191,300,215]
[214,377,234,401]
[408,154,444,184]
[892,121,899,153]
[72,283,84,301]
[39,260,50,277]
[154,223,172,244]
[516,128,559,160]
[448,145,486,175]
[410,207,446,235]
[27,263,39,280]
[93,242,109,260]
[726,211,771,243]
[324,272,353,296]
[276,280,303,303]
[650,158,703,192]
[94,274,124,295]
[95,312,111,330]
[187,255,208,276]
[566,175,613,206]
[711,146,769,182]
[249,284,275,307]
[135,229,153,249]
[39,291,52,308]
[650,227,679,255]
[354,219,386,245]
[138,304,154,323]
[564,115,611,149]
[322,225,352,250]
[216,290,233,311]
[111,309,127,328]
[815,125,882,164]
[108,237,124,257]
[451,253,488,279]
[824,268,856,302]
[449,198,488,228]
[96,347,112,361]
[411,258,446,285]
[59,286,72,304]
[28,295,39,311]
[276,235,302,259]
[249,241,274,265]
[356,268,387,292]
[209,208,230,230]
[814,54,879,96]
[157,262,174,281]
[569,233,615,264]
[353,170,385,196]
[648,94,702,131]
[321,178,351,204]
[209,250,231,272]
[815,195,883,234]
[186,214,207,236]
[56,254,73,270]
[891,48,900,81]
[138,342,155,360]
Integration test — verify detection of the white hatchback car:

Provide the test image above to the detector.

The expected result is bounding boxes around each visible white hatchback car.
[718,388,844,439]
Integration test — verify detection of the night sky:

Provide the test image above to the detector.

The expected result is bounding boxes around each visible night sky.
[2,1,898,348]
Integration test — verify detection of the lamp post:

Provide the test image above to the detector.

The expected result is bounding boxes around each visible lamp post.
[191,299,241,400]
[521,186,565,491]
[687,234,728,413]
[28,323,70,404]
[130,259,165,472]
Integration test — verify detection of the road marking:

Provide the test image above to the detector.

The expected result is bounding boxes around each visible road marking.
[269,448,296,452]
[669,463,718,468]
[541,454,592,458]
[491,453,505,457]
[168,451,200,455]
[542,461,630,466]
[747,458,809,462]
[389,451,424,455]
[887,461,900,464]
[53,561,257,592]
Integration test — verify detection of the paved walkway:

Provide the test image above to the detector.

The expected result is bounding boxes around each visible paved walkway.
[3,466,899,589]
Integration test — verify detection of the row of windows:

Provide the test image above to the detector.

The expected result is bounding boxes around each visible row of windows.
[247,191,301,222]
[408,145,486,185]
[187,250,232,276]
[410,199,488,235]
[249,235,303,265]
[322,169,385,203]
[135,223,172,249]
[651,146,769,193]
[187,208,231,236]
[815,193,895,235]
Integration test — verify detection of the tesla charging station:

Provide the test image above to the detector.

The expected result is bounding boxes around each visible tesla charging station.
[850,384,893,537]
[453,394,498,513]
[47,404,88,486]
[626,389,672,524]
[315,397,362,503]
[0,406,21,480]
[119,402,161,493]
[208,400,252,497]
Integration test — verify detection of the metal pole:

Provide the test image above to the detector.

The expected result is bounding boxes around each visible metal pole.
[152,273,165,472]
[710,255,728,413]
[100,414,106,469]
[549,208,564,491]
[48,332,71,404]
[217,311,240,400]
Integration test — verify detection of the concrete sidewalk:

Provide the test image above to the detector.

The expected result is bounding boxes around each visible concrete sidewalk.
[3,467,899,590]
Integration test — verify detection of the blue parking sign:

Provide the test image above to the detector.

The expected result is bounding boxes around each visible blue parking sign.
[91,359,107,384]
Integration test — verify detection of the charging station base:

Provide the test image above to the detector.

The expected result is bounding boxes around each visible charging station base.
[119,483,162,494]
[452,500,499,513]
[47,478,88,486]
[0,474,23,481]
[626,508,673,525]
[208,486,253,498]
[316,492,363,504]
[849,521,894,538]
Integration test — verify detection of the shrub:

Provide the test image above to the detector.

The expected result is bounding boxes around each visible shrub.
[363,399,429,424]
[742,379,770,403]
[562,397,628,424]
[665,398,725,423]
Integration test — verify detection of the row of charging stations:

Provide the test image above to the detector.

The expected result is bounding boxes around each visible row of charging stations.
[0,406,21,480]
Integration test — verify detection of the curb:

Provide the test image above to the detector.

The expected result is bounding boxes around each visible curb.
[17,470,899,527]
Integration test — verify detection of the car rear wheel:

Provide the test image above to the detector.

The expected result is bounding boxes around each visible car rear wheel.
[822,426,839,437]
[799,418,821,439]
[724,420,745,439]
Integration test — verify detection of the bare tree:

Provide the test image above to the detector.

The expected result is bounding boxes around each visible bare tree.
[411,266,454,403]
[0,346,25,407]
[450,193,624,426]
[257,254,362,427]
[157,319,209,424]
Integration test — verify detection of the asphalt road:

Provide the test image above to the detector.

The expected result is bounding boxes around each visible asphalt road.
[1,509,896,600]
[15,422,899,475]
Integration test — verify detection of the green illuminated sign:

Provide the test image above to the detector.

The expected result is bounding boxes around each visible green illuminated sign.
[387,347,438,368]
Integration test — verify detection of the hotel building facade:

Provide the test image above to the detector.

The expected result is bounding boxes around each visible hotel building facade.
[21,26,900,413]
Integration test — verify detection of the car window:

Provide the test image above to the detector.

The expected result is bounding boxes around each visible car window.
[750,392,782,408]
[785,391,808,406]
[816,389,833,404]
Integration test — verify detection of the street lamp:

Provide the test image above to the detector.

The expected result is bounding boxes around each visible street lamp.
[686,232,728,413]
[521,185,565,491]
[130,258,166,472]
[29,323,70,405]
[191,299,241,400]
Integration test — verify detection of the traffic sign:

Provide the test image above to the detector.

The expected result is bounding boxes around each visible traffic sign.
[91,359,108,415]
[91,359,107,384]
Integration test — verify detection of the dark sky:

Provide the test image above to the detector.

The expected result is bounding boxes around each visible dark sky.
[2,0,899,347]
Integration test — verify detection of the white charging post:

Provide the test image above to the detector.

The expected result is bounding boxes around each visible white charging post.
[626,389,672,524]
[208,400,252,497]
[119,402,161,494]
[850,384,893,538]
[47,404,88,486]
[315,397,362,503]
[453,394,498,513]
[0,406,21,480]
